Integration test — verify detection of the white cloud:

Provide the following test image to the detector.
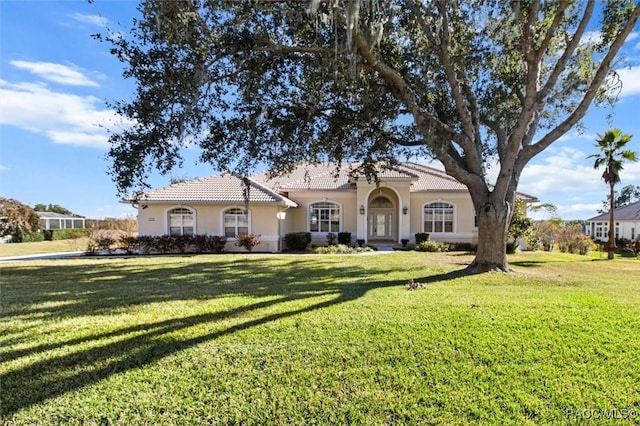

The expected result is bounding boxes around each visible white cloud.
[555,131,598,143]
[616,65,640,97]
[0,165,8,172]
[69,13,109,28]
[518,146,640,218]
[627,32,639,43]
[0,78,131,149]
[10,60,100,87]
[581,31,602,46]
[556,203,603,218]
[520,147,602,196]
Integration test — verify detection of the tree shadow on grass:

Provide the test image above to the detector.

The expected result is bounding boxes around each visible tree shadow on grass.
[509,260,546,268]
[413,269,472,284]
[1,256,401,416]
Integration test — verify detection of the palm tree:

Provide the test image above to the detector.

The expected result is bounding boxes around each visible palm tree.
[588,129,637,259]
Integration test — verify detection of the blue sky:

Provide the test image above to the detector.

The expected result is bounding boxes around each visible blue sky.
[1,1,639,220]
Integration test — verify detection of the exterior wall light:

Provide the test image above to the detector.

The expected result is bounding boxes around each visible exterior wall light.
[402,206,408,215]
[359,205,365,215]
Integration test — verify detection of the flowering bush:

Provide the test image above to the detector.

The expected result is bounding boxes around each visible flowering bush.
[235,234,261,252]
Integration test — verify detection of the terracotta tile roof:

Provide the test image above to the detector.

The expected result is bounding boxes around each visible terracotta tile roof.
[399,163,468,191]
[254,162,467,192]
[135,173,298,207]
[133,162,538,205]
[252,163,354,190]
[586,200,640,221]
[350,163,419,180]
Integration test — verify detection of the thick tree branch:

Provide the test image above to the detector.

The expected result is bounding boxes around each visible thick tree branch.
[405,0,483,177]
[433,1,477,153]
[520,2,640,165]
[534,0,570,63]
[537,0,595,104]
[353,38,483,191]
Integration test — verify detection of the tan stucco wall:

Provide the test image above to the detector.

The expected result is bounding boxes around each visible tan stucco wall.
[137,203,285,252]
[409,192,478,243]
[282,190,358,246]
[136,186,480,250]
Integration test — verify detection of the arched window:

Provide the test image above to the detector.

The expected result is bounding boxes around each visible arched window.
[224,208,249,237]
[424,202,454,233]
[369,196,393,208]
[309,201,341,233]
[168,207,194,236]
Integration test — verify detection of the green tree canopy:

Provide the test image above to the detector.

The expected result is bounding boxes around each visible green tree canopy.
[101,0,640,272]
[33,203,77,216]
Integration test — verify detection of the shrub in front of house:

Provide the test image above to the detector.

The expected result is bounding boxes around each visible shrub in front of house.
[173,235,194,253]
[415,240,448,252]
[415,233,430,245]
[136,235,155,254]
[192,234,227,254]
[118,235,139,254]
[156,235,175,254]
[235,234,261,252]
[326,232,338,246]
[313,244,374,254]
[446,242,477,252]
[284,232,312,251]
[338,232,352,245]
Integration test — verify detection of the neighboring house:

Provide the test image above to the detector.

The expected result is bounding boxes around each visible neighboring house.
[131,162,537,252]
[37,212,86,230]
[585,200,640,242]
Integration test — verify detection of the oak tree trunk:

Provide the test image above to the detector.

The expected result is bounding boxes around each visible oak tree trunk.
[467,201,511,273]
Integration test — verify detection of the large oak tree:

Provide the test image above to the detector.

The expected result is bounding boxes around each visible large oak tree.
[102,0,640,272]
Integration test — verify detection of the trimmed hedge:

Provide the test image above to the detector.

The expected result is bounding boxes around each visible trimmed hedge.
[43,228,91,241]
[416,240,448,252]
[415,233,430,245]
[20,233,45,243]
[337,232,352,245]
[284,232,312,251]
[88,234,229,255]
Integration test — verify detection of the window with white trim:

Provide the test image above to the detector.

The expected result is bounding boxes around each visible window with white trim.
[594,222,607,239]
[309,201,341,233]
[168,207,194,236]
[224,208,248,238]
[424,202,454,233]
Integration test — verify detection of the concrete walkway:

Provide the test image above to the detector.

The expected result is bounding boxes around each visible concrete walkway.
[0,251,86,262]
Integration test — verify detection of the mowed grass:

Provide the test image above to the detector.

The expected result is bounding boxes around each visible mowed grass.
[0,238,90,257]
[1,252,639,425]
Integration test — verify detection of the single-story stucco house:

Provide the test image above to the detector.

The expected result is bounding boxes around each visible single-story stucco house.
[585,200,640,242]
[130,162,537,252]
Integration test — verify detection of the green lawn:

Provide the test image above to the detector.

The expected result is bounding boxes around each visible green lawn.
[0,238,90,257]
[1,252,639,425]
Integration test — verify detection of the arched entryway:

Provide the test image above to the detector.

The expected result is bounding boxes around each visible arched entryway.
[367,191,398,241]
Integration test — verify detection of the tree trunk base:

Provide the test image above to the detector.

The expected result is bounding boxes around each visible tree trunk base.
[465,260,511,274]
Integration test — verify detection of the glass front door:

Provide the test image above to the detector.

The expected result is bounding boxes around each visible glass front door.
[368,209,393,239]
